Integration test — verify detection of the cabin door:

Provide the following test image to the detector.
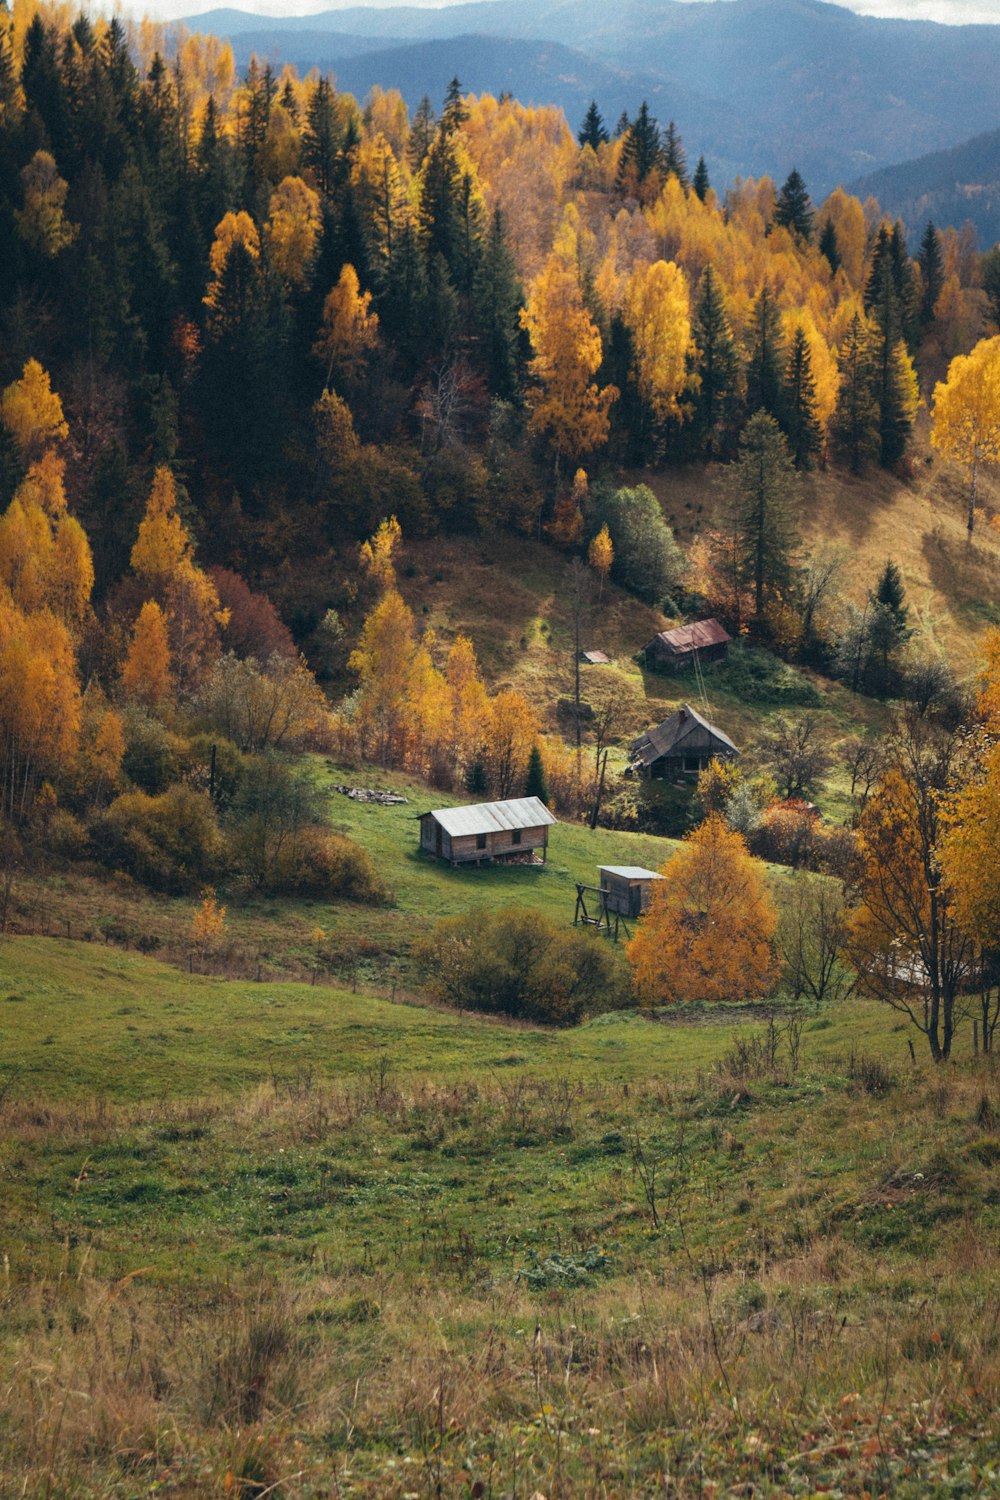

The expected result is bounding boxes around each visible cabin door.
[435,822,443,856]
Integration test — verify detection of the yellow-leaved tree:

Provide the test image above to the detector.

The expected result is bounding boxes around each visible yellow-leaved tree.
[622,258,692,425]
[520,251,617,473]
[314,264,380,390]
[627,815,778,1005]
[0,359,69,461]
[265,175,322,288]
[122,600,174,706]
[588,523,614,599]
[130,467,224,692]
[931,335,1000,535]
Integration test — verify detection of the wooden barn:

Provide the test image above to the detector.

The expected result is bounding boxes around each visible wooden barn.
[419,796,556,865]
[644,618,730,672]
[629,704,739,779]
[598,866,664,918]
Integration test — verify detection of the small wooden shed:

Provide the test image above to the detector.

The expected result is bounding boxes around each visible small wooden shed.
[644,618,730,672]
[419,796,556,865]
[598,866,664,918]
[629,704,738,779]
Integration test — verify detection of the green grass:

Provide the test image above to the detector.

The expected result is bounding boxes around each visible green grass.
[1,938,998,1496]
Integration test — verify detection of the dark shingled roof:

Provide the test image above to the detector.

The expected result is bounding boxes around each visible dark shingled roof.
[629,704,738,768]
[646,618,730,655]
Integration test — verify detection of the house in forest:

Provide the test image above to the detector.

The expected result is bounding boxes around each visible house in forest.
[644,618,730,672]
[419,796,556,865]
[629,704,739,780]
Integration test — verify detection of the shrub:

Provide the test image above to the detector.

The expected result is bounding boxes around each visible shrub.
[415,908,624,1026]
[121,708,184,795]
[91,786,223,892]
[587,482,683,605]
[43,808,88,859]
[268,825,389,903]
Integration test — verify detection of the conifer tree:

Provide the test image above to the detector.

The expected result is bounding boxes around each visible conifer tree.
[773,168,813,241]
[615,101,662,195]
[691,265,738,457]
[302,77,341,199]
[866,251,918,468]
[729,411,800,619]
[441,76,467,135]
[874,558,909,633]
[830,313,880,474]
[409,95,435,168]
[783,325,822,469]
[613,110,631,139]
[523,743,550,805]
[661,120,687,186]
[577,100,609,150]
[745,283,786,426]
[473,207,522,400]
[691,155,710,202]
[818,218,841,274]
[918,220,944,326]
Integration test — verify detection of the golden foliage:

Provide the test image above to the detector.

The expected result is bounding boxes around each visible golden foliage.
[15,150,77,257]
[359,516,402,592]
[622,258,692,422]
[931,336,1000,532]
[265,175,322,288]
[626,815,778,1005]
[192,889,227,948]
[122,601,173,707]
[0,360,68,459]
[314,264,380,388]
[521,250,617,464]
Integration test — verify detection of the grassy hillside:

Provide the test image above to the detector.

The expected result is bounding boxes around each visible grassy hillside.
[1,939,998,1496]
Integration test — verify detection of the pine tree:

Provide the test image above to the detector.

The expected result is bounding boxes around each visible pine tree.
[818,218,841,274]
[523,743,550,804]
[578,100,609,150]
[866,251,917,468]
[692,155,710,202]
[691,265,738,457]
[918,220,944,326]
[745,283,786,426]
[613,110,631,139]
[830,313,880,474]
[419,131,461,271]
[729,411,800,619]
[783,326,822,470]
[661,120,687,186]
[773,168,813,241]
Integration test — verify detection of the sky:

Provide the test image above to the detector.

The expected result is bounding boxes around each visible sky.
[135,0,1000,24]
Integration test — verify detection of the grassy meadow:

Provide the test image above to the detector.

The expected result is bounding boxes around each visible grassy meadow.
[1,936,999,1497]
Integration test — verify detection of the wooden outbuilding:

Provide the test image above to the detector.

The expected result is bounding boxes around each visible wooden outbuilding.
[579,649,611,665]
[644,618,730,672]
[629,703,739,779]
[598,866,664,918]
[419,796,556,865]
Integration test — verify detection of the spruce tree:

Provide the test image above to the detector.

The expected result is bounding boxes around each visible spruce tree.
[302,77,341,199]
[473,207,522,401]
[729,411,801,619]
[745,283,786,426]
[829,313,880,474]
[783,325,822,470]
[578,100,609,150]
[818,218,841,274]
[662,120,687,186]
[441,76,467,135]
[524,744,550,805]
[691,265,738,458]
[409,95,435,168]
[874,558,909,633]
[866,252,915,469]
[613,110,631,139]
[773,168,814,241]
[419,131,461,271]
[917,220,944,326]
[615,101,662,194]
[692,155,710,202]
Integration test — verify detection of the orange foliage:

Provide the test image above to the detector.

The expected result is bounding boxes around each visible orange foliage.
[627,815,778,1005]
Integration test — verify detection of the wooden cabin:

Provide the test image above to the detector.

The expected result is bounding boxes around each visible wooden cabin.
[419,796,556,865]
[579,649,611,665]
[629,704,738,780]
[644,618,730,672]
[598,866,663,918]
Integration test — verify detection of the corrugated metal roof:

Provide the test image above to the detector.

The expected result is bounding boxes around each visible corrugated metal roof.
[630,704,738,766]
[580,650,611,664]
[422,796,557,838]
[648,618,730,654]
[599,866,663,880]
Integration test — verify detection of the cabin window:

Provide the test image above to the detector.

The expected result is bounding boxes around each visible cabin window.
[512,828,522,845]
[684,755,702,772]
[476,833,487,850]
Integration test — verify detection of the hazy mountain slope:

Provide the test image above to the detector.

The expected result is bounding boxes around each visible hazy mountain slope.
[186,0,1000,194]
[851,127,1000,248]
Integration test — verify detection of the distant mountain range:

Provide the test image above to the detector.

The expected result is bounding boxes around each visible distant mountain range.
[851,128,1000,249]
[185,0,1000,227]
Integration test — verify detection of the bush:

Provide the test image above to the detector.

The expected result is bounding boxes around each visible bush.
[91,786,223,892]
[43,808,89,859]
[587,483,683,605]
[415,908,624,1026]
[715,645,821,707]
[121,708,184,795]
[268,825,389,903]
